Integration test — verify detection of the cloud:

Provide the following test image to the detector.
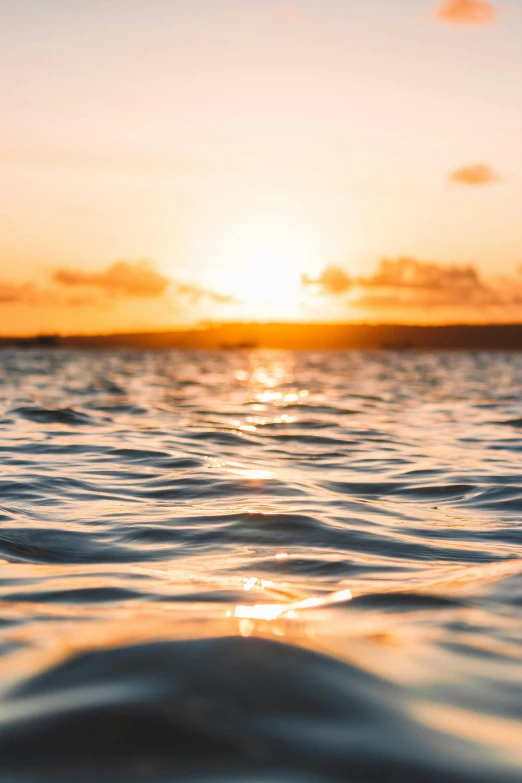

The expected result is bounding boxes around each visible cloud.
[0,282,35,304]
[0,282,58,306]
[173,281,237,305]
[53,260,169,298]
[0,281,100,308]
[449,164,502,186]
[304,257,522,310]
[52,260,235,304]
[360,257,487,295]
[434,0,497,25]
[0,261,236,311]
[302,266,353,295]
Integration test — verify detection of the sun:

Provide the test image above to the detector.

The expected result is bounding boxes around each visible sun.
[209,221,323,319]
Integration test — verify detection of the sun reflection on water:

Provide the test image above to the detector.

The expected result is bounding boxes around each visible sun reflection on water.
[227,588,353,625]
[228,351,310,443]
[222,464,275,480]
[255,389,308,404]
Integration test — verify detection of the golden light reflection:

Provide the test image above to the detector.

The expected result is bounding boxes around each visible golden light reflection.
[231,420,258,433]
[223,463,275,481]
[242,577,274,592]
[244,354,296,389]
[232,604,296,622]
[251,369,287,389]
[238,619,256,637]
[229,413,300,435]
[235,353,311,417]
[254,389,308,404]
[227,587,353,624]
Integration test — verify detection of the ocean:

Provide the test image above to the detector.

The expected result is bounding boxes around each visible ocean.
[0,348,521,782]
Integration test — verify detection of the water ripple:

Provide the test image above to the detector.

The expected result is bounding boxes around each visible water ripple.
[0,349,521,782]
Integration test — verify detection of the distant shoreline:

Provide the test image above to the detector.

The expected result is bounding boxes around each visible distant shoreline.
[2,323,522,351]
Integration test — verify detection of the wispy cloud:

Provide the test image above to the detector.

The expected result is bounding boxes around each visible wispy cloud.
[434,0,497,25]
[449,163,502,186]
[172,281,237,305]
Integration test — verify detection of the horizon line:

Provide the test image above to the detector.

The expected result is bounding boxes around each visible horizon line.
[4,320,522,340]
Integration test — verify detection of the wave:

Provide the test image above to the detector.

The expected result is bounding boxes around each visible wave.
[0,349,521,781]
[1,635,520,783]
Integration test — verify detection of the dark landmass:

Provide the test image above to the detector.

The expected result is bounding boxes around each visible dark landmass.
[2,323,522,351]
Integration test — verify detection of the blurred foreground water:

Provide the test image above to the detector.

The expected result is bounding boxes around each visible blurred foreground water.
[0,349,521,782]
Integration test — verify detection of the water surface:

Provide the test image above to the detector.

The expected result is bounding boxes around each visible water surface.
[0,349,521,782]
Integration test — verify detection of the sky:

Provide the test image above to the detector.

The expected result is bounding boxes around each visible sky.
[1,0,522,334]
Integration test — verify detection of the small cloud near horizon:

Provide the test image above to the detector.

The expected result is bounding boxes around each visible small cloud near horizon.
[449,163,502,186]
[53,260,236,304]
[302,266,352,296]
[434,0,497,25]
[0,261,236,310]
[304,257,522,310]
[173,281,237,305]
[0,281,57,306]
[53,261,170,298]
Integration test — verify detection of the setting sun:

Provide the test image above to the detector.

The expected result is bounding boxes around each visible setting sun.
[208,221,324,319]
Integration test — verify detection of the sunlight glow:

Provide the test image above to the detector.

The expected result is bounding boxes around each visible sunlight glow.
[212,222,324,319]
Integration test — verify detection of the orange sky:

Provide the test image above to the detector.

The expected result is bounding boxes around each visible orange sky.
[1,0,522,334]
